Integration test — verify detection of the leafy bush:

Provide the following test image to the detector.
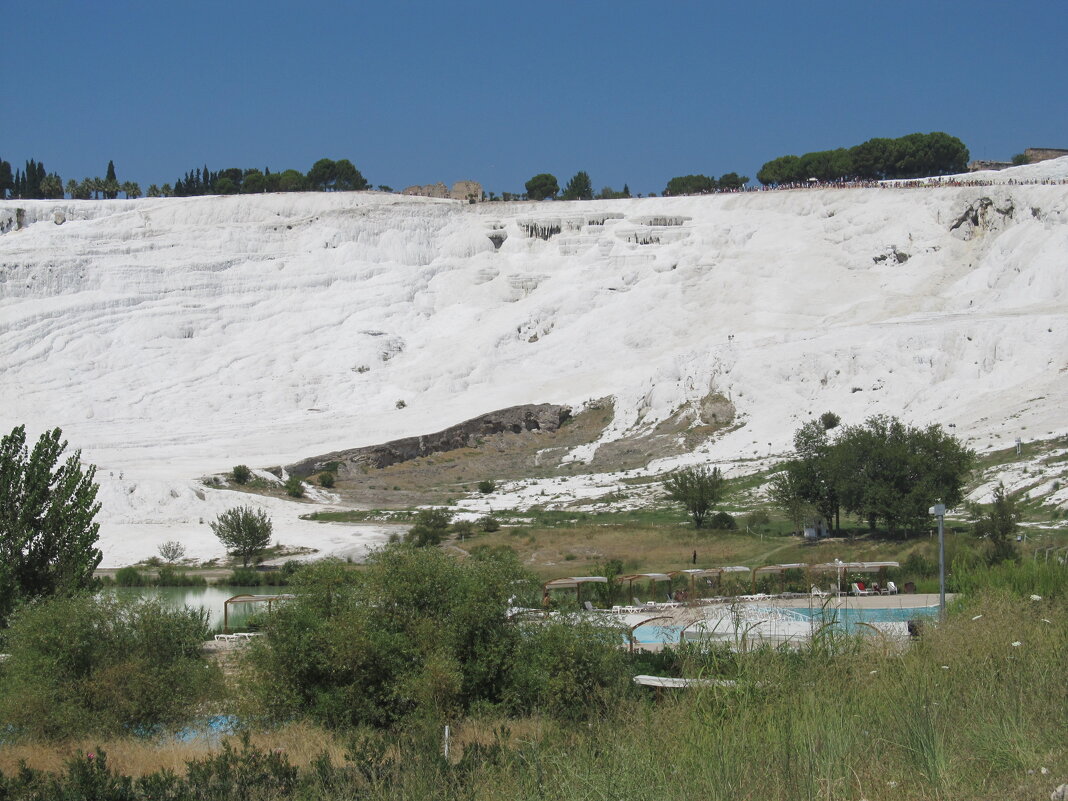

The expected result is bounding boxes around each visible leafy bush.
[0,594,220,740]
[155,565,207,587]
[114,566,148,586]
[709,511,737,530]
[232,464,251,484]
[478,479,496,494]
[157,539,186,563]
[284,475,305,498]
[239,547,623,728]
[405,509,451,547]
[318,471,335,488]
[479,516,501,532]
[211,506,273,567]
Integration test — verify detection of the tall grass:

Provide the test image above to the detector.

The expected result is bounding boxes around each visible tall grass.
[2,586,1065,799]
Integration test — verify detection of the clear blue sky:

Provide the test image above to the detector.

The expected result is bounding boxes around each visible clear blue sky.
[3,0,1065,196]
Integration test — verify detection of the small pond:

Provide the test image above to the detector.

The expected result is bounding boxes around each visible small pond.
[108,586,280,630]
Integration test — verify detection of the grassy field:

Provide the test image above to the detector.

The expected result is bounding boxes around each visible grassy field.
[3,583,1065,801]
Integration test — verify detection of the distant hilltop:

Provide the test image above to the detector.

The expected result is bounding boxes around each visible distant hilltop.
[969,147,1068,172]
[403,180,483,203]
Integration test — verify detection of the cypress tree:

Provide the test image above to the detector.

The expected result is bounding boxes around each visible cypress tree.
[105,160,118,199]
[0,159,11,198]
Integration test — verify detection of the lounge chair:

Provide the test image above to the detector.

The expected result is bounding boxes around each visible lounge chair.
[885,581,898,595]
[583,601,596,612]
[851,582,874,596]
[811,585,829,599]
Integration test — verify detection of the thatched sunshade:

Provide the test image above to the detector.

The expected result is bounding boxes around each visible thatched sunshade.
[669,566,751,597]
[542,576,608,606]
[751,563,809,592]
[617,572,673,603]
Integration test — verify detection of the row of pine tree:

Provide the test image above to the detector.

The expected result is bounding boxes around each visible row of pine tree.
[0,156,370,200]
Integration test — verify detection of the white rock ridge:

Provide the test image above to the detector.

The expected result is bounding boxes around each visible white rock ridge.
[2,160,1067,564]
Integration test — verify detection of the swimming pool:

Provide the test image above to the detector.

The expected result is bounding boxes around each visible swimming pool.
[630,604,939,645]
[788,605,939,628]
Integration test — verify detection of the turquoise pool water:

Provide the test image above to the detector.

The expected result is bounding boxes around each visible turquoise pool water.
[788,605,939,627]
[630,605,939,644]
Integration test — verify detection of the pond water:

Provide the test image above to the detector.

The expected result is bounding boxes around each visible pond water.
[108,586,282,630]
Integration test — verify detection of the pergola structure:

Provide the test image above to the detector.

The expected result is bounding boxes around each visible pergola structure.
[751,563,808,593]
[809,560,900,595]
[542,576,609,607]
[669,566,751,598]
[616,572,672,603]
[223,593,295,634]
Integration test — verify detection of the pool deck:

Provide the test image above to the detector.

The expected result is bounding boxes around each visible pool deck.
[761,592,950,610]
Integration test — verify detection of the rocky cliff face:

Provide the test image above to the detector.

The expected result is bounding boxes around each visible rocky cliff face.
[286,403,571,476]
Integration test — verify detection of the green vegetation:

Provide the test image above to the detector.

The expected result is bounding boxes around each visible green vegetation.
[524,173,559,201]
[405,508,452,546]
[211,506,273,567]
[0,574,1064,799]
[317,471,335,488]
[0,594,220,740]
[284,475,305,497]
[157,539,186,563]
[772,415,974,537]
[560,170,593,200]
[663,465,726,528]
[971,482,1020,564]
[663,172,750,196]
[478,479,496,494]
[757,131,969,184]
[0,425,102,626]
[240,549,627,729]
[231,464,251,484]
[108,565,207,588]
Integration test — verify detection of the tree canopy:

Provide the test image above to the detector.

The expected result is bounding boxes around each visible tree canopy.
[561,170,593,200]
[0,425,102,626]
[210,506,273,567]
[663,465,726,528]
[525,173,559,201]
[757,132,970,185]
[772,415,974,537]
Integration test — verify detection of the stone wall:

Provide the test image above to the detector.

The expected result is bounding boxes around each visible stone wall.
[450,180,483,202]
[402,182,449,199]
[1024,148,1068,164]
[402,180,483,202]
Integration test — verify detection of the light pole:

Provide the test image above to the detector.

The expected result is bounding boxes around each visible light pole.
[929,503,946,620]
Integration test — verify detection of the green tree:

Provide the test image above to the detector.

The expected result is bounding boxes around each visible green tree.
[332,158,368,190]
[767,469,811,534]
[663,465,725,528]
[0,159,12,198]
[210,506,273,567]
[834,416,974,537]
[104,160,118,199]
[0,594,219,739]
[405,508,451,546]
[561,170,593,200]
[1011,153,1030,166]
[0,425,103,626]
[786,419,843,532]
[664,174,716,196]
[241,169,266,193]
[717,172,749,191]
[525,173,559,201]
[973,483,1020,564]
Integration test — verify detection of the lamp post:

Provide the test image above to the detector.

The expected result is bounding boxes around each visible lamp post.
[929,503,946,621]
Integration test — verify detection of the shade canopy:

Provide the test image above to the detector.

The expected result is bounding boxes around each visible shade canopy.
[543,576,609,590]
[617,573,672,583]
[753,563,808,576]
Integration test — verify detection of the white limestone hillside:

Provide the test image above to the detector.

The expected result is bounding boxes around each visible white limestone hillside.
[2,160,1067,565]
